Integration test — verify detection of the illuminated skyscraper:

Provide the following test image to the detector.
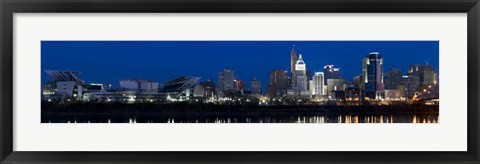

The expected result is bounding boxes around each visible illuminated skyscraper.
[312,72,325,96]
[290,45,297,88]
[309,80,315,95]
[295,54,308,91]
[323,64,341,84]
[362,52,385,100]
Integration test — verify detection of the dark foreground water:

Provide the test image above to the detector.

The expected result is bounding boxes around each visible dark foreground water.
[41,114,438,123]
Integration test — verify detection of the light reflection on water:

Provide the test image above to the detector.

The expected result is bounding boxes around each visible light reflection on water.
[43,114,438,123]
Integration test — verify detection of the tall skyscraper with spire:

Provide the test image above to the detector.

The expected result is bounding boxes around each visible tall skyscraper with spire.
[295,54,307,91]
[290,45,297,88]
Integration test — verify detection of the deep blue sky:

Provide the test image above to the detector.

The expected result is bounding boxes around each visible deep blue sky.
[41,41,439,91]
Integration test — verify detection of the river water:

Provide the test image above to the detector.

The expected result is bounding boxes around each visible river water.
[42,114,438,123]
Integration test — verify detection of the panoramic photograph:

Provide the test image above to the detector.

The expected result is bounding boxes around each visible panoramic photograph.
[41,41,439,123]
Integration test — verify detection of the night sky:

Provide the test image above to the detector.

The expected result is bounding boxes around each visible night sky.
[41,41,439,92]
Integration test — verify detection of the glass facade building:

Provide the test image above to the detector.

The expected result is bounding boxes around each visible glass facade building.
[362,52,385,100]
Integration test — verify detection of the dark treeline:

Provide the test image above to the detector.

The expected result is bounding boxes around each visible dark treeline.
[42,101,439,117]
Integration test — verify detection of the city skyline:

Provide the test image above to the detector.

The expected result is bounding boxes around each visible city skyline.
[41,41,439,123]
[42,41,439,92]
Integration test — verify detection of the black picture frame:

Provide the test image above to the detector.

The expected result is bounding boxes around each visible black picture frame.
[1,0,479,163]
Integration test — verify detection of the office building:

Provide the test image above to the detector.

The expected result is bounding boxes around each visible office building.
[327,78,346,98]
[400,75,420,97]
[384,69,403,89]
[408,64,437,87]
[324,64,341,84]
[199,79,216,99]
[270,70,289,90]
[250,78,262,95]
[312,72,325,96]
[362,52,385,100]
[233,78,246,92]
[295,54,308,91]
[193,85,206,98]
[218,68,235,96]
[309,80,315,95]
[353,75,362,88]
[266,70,289,98]
[345,85,361,100]
[385,89,402,100]
[290,45,297,88]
